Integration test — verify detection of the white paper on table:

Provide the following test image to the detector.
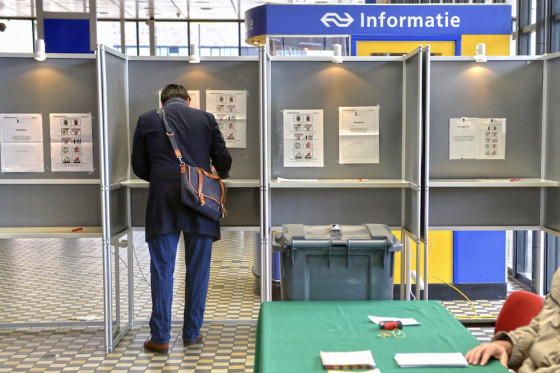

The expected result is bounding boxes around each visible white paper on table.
[449,117,477,159]
[283,109,324,167]
[339,106,379,164]
[49,113,94,172]
[0,113,44,172]
[320,350,376,369]
[158,89,201,110]
[394,352,468,368]
[368,316,420,326]
[206,90,247,148]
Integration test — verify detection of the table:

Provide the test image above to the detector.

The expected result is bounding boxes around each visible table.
[254,301,508,373]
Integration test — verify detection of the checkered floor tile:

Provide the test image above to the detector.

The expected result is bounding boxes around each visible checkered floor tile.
[0,231,533,371]
[0,324,255,372]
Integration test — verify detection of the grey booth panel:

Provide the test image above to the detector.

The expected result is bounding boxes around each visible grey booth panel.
[429,60,543,179]
[130,188,259,228]
[543,56,560,234]
[544,188,560,233]
[109,187,128,235]
[0,184,101,226]
[404,52,422,185]
[403,188,420,237]
[271,188,401,227]
[130,189,147,227]
[220,188,260,226]
[128,60,260,180]
[546,57,560,182]
[0,57,100,179]
[429,187,540,227]
[104,52,129,185]
[270,60,402,179]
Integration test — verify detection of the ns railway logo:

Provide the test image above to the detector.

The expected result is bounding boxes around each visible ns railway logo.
[320,11,462,29]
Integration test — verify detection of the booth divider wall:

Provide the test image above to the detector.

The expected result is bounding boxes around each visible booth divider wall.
[97,45,133,351]
[402,47,427,300]
[544,52,560,235]
[542,52,560,292]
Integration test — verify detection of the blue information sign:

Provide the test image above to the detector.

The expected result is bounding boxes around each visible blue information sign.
[245,4,511,39]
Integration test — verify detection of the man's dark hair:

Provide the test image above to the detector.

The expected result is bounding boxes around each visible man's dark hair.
[161,84,191,105]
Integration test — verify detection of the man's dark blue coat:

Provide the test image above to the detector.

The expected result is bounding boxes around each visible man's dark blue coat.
[131,98,232,241]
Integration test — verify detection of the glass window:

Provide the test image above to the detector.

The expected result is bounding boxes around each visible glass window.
[190,22,239,56]
[97,21,121,51]
[268,36,348,57]
[240,21,259,56]
[124,21,138,56]
[155,22,188,56]
[139,20,150,56]
[0,19,34,53]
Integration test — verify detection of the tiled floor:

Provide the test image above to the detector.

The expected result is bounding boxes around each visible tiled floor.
[0,231,528,372]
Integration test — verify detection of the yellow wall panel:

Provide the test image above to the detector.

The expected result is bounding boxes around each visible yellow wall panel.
[356,41,456,57]
[393,230,453,285]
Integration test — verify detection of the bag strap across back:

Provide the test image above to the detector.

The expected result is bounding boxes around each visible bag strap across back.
[157,108,186,174]
[157,108,227,213]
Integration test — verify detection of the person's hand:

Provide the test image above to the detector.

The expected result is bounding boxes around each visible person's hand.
[465,340,512,368]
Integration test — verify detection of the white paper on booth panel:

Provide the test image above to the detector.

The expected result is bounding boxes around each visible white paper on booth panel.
[0,113,44,172]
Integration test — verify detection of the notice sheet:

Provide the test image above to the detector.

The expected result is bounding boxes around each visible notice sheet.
[339,106,379,164]
[449,117,506,160]
[0,113,44,172]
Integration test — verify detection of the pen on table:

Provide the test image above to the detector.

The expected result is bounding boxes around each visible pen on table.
[72,226,83,232]
[510,178,521,182]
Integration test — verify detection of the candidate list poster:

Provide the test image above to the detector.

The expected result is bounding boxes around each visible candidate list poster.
[0,113,44,172]
[283,110,324,167]
[206,90,247,148]
[49,113,94,172]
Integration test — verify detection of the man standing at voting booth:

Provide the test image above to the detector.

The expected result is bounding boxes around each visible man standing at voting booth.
[131,84,232,354]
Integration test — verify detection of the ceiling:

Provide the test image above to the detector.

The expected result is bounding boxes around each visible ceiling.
[0,0,367,20]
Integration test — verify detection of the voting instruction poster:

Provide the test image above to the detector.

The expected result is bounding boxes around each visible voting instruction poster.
[49,113,94,172]
[283,109,324,167]
[206,90,247,148]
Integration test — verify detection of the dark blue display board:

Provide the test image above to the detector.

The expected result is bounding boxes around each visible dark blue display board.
[453,231,506,284]
[44,18,92,53]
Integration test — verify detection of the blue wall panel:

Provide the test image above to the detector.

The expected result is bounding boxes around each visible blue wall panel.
[453,231,506,283]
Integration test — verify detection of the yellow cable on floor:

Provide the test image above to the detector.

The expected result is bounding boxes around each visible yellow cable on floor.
[433,275,497,320]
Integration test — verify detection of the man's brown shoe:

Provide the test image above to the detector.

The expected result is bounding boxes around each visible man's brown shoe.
[183,334,204,346]
[143,340,169,354]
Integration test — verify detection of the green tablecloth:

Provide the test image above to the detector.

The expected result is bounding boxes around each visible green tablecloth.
[255,300,508,373]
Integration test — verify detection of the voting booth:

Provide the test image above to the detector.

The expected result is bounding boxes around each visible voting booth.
[256,46,426,301]
[2,44,560,350]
